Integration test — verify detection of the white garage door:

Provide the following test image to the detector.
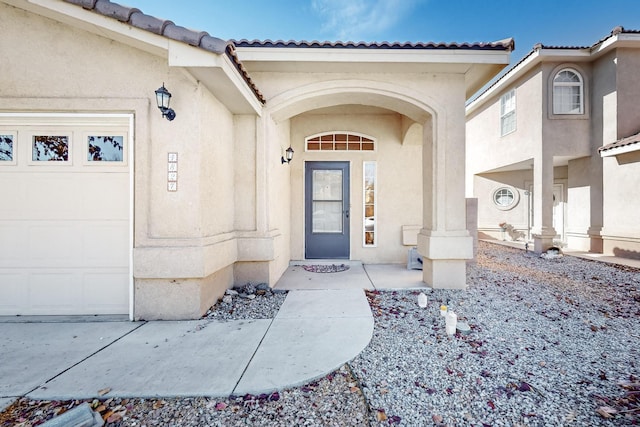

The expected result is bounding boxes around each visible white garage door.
[0,114,131,315]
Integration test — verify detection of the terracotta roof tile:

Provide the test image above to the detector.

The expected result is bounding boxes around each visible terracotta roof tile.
[62,0,265,104]
[163,23,208,47]
[65,0,98,8]
[599,131,640,153]
[232,39,515,51]
[94,0,139,22]
[128,11,171,35]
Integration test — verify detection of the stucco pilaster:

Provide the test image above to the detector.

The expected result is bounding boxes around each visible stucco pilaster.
[417,104,473,289]
[255,115,269,234]
[531,155,557,252]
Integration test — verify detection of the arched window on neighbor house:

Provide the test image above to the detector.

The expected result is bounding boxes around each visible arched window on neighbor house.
[552,68,583,115]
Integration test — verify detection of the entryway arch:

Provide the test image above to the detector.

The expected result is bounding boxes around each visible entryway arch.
[266,79,442,125]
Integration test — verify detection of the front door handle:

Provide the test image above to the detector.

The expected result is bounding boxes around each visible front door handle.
[344,209,349,219]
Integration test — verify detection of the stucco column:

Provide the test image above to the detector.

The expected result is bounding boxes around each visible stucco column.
[417,114,473,289]
[531,155,557,252]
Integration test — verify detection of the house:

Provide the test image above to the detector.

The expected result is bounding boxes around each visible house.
[466,27,640,258]
[0,0,512,319]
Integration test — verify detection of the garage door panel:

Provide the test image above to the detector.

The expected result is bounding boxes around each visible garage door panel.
[26,175,79,219]
[83,271,129,313]
[80,174,129,220]
[0,273,28,313]
[82,222,129,267]
[0,223,29,265]
[28,223,81,267]
[28,271,82,314]
[0,177,26,217]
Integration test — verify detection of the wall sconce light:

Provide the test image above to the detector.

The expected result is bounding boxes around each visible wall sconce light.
[281,146,294,164]
[155,83,176,121]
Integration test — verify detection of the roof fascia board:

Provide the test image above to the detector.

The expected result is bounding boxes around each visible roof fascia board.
[592,32,640,56]
[235,46,510,66]
[600,143,640,157]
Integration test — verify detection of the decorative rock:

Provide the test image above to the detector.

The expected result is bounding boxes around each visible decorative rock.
[40,402,104,427]
[417,292,428,308]
[302,264,350,273]
[456,321,471,335]
[222,295,233,304]
[225,289,238,296]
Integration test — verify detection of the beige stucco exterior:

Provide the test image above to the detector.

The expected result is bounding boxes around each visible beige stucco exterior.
[1,0,512,319]
[466,28,640,259]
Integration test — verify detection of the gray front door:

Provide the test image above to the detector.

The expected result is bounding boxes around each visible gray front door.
[305,161,350,259]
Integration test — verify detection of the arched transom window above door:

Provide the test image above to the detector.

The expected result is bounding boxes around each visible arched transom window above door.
[306,132,376,152]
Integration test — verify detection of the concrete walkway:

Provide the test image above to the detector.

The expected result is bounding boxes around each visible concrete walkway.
[3,261,419,411]
[4,250,634,412]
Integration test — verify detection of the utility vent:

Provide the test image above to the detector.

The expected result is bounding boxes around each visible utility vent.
[407,247,423,270]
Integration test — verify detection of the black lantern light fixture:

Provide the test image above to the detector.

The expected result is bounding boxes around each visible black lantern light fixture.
[155,83,176,121]
[281,146,294,164]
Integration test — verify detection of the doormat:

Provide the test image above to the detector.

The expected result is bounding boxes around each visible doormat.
[302,264,350,273]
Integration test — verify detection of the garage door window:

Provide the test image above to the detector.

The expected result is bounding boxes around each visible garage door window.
[87,136,124,162]
[0,134,15,163]
[32,135,69,162]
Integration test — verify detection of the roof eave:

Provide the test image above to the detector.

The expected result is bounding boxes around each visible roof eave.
[235,45,512,99]
[169,42,263,114]
[466,48,592,115]
[234,45,510,65]
[467,29,640,116]
[599,143,640,157]
[3,0,264,113]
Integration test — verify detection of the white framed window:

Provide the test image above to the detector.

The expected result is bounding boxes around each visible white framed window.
[500,89,516,136]
[29,134,72,164]
[0,132,17,165]
[363,161,377,247]
[84,133,127,165]
[493,186,519,211]
[553,68,583,115]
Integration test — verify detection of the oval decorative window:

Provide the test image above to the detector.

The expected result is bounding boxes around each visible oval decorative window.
[492,187,519,210]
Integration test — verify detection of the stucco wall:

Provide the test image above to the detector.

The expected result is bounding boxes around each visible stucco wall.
[466,66,542,179]
[249,68,467,265]
[475,166,570,242]
[601,152,640,258]
[599,48,640,258]
[289,111,423,263]
[1,2,245,318]
[542,62,591,157]
[616,48,640,139]
[475,171,530,236]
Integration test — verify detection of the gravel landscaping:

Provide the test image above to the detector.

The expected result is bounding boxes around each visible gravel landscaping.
[2,241,639,426]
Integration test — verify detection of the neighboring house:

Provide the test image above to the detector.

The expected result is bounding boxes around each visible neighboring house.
[466,27,640,258]
[0,0,512,319]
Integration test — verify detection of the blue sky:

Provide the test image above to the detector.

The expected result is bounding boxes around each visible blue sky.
[127,0,640,65]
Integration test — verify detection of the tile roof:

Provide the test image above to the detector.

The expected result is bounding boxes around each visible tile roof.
[232,39,515,51]
[62,0,515,106]
[63,0,265,103]
[599,131,640,153]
